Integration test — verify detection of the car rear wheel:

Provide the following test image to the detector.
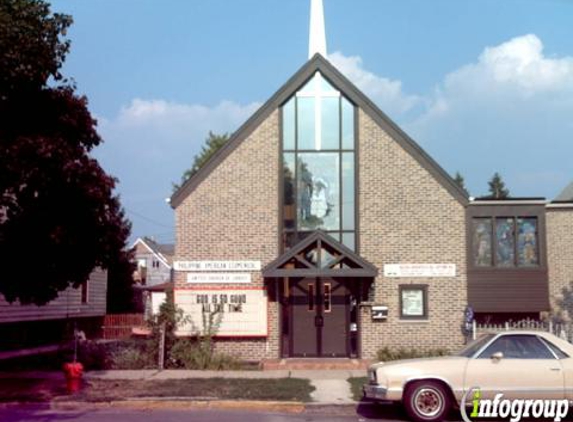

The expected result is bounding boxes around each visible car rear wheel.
[404,380,451,422]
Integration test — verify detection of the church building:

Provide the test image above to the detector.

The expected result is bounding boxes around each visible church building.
[169,0,573,361]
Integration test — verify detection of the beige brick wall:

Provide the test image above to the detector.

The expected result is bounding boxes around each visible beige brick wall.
[174,110,280,360]
[358,110,468,358]
[547,208,573,314]
[172,105,469,361]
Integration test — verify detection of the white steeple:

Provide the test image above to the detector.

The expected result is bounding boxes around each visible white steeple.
[308,0,327,59]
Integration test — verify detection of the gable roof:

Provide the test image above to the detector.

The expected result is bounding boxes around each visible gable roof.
[170,54,469,208]
[554,181,573,202]
[262,230,378,278]
[132,237,174,267]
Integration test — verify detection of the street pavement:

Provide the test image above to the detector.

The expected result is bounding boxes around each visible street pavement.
[0,403,411,422]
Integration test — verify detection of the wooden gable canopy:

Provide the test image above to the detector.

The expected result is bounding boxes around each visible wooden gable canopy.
[263,231,378,278]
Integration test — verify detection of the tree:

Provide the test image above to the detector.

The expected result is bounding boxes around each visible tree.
[453,171,469,196]
[487,172,510,199]
[106,248,138,313]
[173,131,230,191]
[0,0,131,304]
[0,0,72,97]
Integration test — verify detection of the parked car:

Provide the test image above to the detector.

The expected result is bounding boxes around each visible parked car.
[363,331,573,422]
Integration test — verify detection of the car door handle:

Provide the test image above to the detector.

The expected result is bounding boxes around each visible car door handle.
[550,368,561,371]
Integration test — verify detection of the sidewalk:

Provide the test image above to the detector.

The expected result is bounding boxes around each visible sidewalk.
[86,369,364,404]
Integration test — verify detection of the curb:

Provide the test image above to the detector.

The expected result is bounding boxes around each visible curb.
[50,398,308,414]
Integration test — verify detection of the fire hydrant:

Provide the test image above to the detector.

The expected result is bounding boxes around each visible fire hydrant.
[63,361,84,394]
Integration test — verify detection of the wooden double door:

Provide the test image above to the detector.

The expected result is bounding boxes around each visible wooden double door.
[290,278,350,357]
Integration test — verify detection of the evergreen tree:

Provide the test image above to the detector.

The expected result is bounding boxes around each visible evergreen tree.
[487,172,510,199]
[173,131,230,191]
[453,171,469,196]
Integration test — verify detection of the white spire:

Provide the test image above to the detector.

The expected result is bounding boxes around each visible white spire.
[308,0,327,59]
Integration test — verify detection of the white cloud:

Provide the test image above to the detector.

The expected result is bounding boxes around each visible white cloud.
[473,34,573,93]
[93,98,260,239]
[328,51,422,116]
[408,34,573,198]
[423,34,573,118]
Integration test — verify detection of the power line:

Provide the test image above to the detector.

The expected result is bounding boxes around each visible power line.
[125,208,174,229]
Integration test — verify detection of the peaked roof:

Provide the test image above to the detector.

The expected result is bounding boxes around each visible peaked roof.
[133,237,174,267]
[170,54,469,208]
[262,230,378,278]
[554,181,573,202]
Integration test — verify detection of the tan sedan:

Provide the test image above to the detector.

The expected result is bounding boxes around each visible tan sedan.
[363,331,573,422]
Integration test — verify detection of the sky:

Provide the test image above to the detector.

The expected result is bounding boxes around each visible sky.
[49,0,573,245]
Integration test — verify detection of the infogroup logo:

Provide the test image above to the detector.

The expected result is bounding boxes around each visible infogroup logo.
[461,387,569,422]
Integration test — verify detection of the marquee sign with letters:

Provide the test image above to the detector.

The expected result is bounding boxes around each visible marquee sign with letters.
[174,288,267,337]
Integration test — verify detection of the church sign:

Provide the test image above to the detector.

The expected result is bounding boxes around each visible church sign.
[174,261,261,272]
[384,264,456,278]
[186,273,251,284]
[174,288,268,337]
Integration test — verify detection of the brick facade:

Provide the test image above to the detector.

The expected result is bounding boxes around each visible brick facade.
[174,110,280,360]
[357,110,468,357]
[547,207,573,314]
[172,103,468,360]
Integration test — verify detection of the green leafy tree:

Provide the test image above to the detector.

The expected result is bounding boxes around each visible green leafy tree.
[173,131,230,191]
[453,171,469,196]
[0,0,72,97]
[487,172,510,199]
[0,0,131,304]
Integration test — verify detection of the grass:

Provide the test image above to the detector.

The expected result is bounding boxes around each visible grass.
[348,377,368,402]
[0,377,315,403]
[79,378,315,402]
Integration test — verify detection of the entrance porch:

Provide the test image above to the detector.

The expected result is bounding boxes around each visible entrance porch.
[263,231,378,359]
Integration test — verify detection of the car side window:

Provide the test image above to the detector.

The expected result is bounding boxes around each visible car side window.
[541,338,569,359]
[477,335,555,359]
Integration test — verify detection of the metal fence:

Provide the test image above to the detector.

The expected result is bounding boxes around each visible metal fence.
[473,318,573,343]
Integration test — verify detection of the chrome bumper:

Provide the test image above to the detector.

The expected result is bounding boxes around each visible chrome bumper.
[363,383,388,401]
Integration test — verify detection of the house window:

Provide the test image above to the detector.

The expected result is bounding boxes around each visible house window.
[471,217,539,268]
[308,283,315,312]
[81,281,89,304]
[281,71,356,251]
[399,285,428,319]
[496,218,516,267]
[472,218,493,267]
[517,218,539,266]
[323,283,332,313]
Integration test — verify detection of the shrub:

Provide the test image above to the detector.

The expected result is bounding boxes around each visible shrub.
[170,339,240,370]
[76,341,112,370]
[111,346,155,369]
[71,339,156,370]
[376,347,450,362]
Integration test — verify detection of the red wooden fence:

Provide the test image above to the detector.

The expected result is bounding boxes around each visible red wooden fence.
[102,313,145,339]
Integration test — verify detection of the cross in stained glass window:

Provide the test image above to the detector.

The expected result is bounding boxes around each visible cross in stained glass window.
[296,71,340,150]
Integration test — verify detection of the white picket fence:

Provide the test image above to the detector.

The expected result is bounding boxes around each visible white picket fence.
[473,319,573,343]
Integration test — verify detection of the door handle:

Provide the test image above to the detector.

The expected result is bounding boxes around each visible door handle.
[550,368,561,371]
